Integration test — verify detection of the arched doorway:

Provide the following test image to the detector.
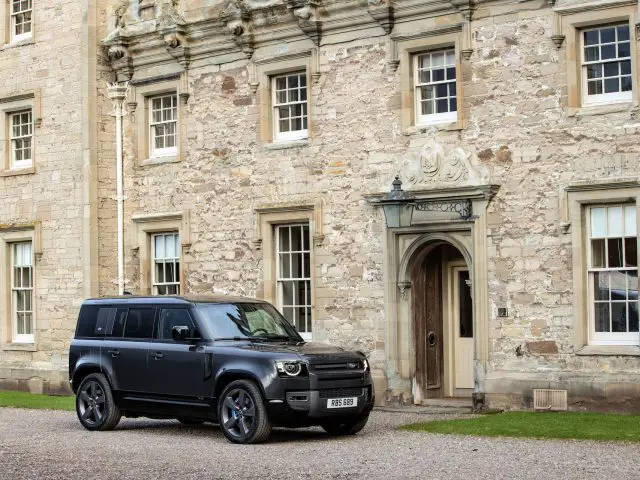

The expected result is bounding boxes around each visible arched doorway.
[410,241,473,400]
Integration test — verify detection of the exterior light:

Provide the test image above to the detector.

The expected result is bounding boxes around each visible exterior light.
[381,176,414,228]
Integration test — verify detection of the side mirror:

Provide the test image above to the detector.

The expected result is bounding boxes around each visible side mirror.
[171,325,191,341]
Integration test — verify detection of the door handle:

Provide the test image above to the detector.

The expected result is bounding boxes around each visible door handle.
[151,352,164,360]
[107,349,120,358]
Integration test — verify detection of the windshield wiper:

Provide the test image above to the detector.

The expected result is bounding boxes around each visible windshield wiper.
[257,333,295,341]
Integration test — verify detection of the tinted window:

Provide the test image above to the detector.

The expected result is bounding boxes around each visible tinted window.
[105,308,127,338]
[76,306,113,338]
[158,308,198,340]
[123,308,155,339]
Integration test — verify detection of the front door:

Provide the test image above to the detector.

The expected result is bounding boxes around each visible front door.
[452,267,474,393]
[412,248,444,398]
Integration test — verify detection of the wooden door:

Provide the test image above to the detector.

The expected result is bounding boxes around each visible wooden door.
[412,247,444,398]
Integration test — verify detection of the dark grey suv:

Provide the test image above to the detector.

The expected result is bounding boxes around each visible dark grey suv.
[68,295,374,443]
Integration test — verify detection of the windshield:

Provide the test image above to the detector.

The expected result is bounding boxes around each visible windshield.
[196,302,303,341]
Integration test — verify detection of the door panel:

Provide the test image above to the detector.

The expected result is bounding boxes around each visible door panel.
[455,270,474,389]
[412,247,444,398]
[146,308,213,400]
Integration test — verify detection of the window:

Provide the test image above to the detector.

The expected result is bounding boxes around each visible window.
[10,110,32,169]
[588,205,638,344]
[152,233,180,295]
[11,0,32,42]
[149,93,178,157]
[11,242,33,343]
[582,24,632,106]
[272,72,308,141]
[276,224,311,339]
[123,308,156,339]
[157,308,197,340]
[414,49,457,125]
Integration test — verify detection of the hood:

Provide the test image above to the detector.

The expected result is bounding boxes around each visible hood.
[234,341,363,361]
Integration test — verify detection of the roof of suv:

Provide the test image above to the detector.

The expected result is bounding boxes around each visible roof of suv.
[82,295,265,305]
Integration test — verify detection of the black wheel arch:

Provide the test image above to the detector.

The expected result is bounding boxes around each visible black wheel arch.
[72,365,115,394]
[213,371,266,408]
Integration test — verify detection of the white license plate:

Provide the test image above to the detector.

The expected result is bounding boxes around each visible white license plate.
[327,397,358,409]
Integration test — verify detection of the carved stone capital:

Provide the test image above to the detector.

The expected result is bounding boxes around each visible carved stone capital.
[105,38,134,81]
[551,34,565,49]
[397,281,411,300]
[287,0,322,45]
[460,48,473,60]
[221,1,256,58]
[162,26,191,68]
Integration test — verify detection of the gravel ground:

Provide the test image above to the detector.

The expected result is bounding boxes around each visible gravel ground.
[0,407,638,480]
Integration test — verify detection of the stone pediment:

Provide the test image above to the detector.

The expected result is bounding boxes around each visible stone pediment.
[400,129,491,189]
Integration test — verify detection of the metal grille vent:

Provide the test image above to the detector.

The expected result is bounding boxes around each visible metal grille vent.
[533,389,567,411]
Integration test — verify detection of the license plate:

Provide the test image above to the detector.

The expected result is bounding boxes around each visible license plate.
[327,397,358,409]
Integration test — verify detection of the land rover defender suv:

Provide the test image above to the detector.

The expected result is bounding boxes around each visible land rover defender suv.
[69,295,374,443]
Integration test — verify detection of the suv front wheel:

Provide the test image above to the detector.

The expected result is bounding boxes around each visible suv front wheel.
[218,379,272,444]
[76,373,121,431]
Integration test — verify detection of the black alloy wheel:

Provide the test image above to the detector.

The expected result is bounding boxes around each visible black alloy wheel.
[218,380,271,444]
[76,373,121,431]
[321,414,370,436]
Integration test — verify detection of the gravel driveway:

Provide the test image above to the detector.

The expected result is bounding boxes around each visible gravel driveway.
[0,407,637,480]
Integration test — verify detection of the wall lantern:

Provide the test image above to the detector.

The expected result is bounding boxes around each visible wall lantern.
[381,176,414,228]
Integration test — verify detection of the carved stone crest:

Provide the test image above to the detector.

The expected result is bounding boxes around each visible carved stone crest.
[402,128,490,187]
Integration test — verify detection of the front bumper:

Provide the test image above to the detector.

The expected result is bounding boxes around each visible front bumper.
[266,384,375,426]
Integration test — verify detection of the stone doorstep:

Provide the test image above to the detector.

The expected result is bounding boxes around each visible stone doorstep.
[375,398,474,415]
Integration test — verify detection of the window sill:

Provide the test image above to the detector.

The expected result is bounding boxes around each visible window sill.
[1,166,35,177]
[264,139,309,151]
[567,102,636,118]
[139,155,181,167]
[404,121,463,135]
[2,37,35,50]
[2,342,36,352]
[575,345,640,356]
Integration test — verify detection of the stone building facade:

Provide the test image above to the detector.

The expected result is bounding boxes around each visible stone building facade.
[1,0,640,410]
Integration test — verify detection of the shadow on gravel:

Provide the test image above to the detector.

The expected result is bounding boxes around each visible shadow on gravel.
[109,419,357,444]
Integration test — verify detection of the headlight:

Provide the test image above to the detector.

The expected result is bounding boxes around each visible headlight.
[275,361,306,377]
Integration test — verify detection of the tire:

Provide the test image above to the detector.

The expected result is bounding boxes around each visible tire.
[76,373,121,431]
[321,414,369,436]
[178,418,205,425]
[218,380,272,444]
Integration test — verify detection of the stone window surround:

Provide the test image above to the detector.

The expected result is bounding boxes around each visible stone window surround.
[393,25,465,134]
[129,76,186,167]
[556,3,639,115]
[253,50,314,146]
[131,211,191,295]
[0,222,41,352]
[0,0,35,47]
[0,89,40,176]
[564,179,640,353]
[253,201,324,339]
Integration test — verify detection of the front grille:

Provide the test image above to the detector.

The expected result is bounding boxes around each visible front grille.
[318,388,364,399]
[312,361,362,371]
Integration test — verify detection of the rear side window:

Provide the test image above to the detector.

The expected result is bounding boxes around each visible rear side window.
[76,306,113,338]
[105,308,127,338]
[123,308,156,339]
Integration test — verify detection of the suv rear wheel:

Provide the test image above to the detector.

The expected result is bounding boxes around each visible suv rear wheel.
[76,373,121,431]
[321,414,369,436]
[218,379,272,444]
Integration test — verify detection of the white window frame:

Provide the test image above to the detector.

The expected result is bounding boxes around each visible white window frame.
[276,224,312,341]
[272,72,308,142]
[11,241,34,344]
[581,23,633,107]
[151,232,180,296]
[10,109,32,169]
[149,93,178,158]
[11,0,32,43]
[587,204,639,345]
[414,49,458,126]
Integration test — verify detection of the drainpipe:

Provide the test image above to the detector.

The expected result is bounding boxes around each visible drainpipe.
[107,82,129,296]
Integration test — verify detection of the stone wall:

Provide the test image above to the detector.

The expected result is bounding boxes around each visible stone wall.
[0,0,89,394]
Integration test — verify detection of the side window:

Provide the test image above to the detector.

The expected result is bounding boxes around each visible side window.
[123,308,156,339]
[105,308,127,338]
[158,308,198,340]
[93,308,114,337]
[76,306,114,338]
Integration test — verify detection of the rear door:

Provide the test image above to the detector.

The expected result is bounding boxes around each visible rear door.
[106,306,156,395]
[146,307,212,402]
